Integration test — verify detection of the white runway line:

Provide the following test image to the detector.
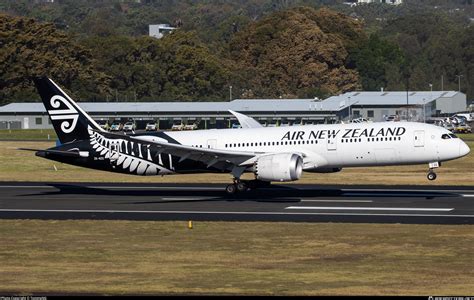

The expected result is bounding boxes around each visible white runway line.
[462,194,474,197]
[0,185,223,190]
[301,199,373,203]
[0,209,471,218]
[285,206,453,212]
[161,197,211,201]
[341,188,474,193]
[343,192,449,197]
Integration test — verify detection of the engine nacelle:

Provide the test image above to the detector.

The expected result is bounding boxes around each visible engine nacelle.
[254,153,303,182]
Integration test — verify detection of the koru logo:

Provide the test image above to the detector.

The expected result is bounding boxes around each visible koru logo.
[48,95,79,133]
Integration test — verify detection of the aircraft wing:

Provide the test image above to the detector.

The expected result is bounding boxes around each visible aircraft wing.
[228,110,263,128]
[96,130,261,169]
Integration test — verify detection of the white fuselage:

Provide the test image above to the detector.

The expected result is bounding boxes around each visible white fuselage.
[158,122,470,171]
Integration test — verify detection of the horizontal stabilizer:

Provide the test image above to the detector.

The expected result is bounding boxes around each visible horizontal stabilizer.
[18,148,82,157]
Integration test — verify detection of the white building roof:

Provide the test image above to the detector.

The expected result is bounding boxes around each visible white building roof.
[0,91,461,114]
[0,99,330,114]
[322,91,459,110]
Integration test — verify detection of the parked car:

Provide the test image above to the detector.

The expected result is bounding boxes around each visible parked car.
[350,117,369,123]
[123,122,136,132]
[184,123,198,130]
[385,115,399,122]
[96,120,109,131]
[110,122,123,131]
[454,113,474,122]
[454,123,472,133]
[231,123,242,129]
[145,122,158,131]
[443,123,455,132]
[445,116,464,125]
[171,123,184,131]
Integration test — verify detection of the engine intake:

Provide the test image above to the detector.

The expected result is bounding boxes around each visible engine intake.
[254,153,303,182]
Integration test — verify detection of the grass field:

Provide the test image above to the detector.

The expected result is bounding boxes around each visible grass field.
[0,139,472,185]
[0,129,57,141]
[1,220,473,295]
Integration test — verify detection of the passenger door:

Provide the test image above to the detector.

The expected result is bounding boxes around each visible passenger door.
[414,130,425,147]
[207,139,217,149]
[326,138,337,151]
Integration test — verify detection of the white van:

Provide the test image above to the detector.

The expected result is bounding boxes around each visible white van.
[454,113,474,122]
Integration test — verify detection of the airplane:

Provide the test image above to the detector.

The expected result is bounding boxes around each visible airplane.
[22,77,470,194]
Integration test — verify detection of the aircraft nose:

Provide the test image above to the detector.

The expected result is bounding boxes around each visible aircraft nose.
[459,141,470,157]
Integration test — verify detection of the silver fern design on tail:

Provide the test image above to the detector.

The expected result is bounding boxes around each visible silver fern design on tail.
[88,126,174,176]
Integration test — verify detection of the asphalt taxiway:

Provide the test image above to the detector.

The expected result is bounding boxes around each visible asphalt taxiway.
[0,182,473,224]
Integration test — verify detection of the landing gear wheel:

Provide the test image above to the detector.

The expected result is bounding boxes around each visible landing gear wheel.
[236,182,248,192]
[225,184,237,194]
[427,172,437,181]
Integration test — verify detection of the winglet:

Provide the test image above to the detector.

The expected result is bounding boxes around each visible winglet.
[228,110,263,128]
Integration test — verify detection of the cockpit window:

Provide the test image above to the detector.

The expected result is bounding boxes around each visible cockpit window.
[442,134,451,139]
[449,134,458,139]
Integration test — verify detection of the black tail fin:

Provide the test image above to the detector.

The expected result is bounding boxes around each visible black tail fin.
[34,77,103,144]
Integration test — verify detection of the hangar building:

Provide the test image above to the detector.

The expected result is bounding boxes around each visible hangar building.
[0,91,466,130]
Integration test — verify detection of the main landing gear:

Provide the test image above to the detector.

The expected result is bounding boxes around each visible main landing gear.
[427,161,440,181]
[225,178,270,194]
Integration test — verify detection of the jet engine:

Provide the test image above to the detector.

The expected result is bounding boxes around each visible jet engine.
[254,153,303,182]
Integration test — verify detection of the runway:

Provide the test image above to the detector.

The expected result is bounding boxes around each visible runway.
[0,182,473,224]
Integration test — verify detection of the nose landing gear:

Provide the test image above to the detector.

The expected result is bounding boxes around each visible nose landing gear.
[427,161,440,181]
[427,171,437,181]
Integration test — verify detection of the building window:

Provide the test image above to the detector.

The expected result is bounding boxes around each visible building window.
[367,110,374,118]
[353,110,360,117]
[35,117,42,125]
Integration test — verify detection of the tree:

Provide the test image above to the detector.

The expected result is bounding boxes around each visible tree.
[349,34,405,91]
[229,7,364,98]
[0,13,111,104]
[82,31,231,101]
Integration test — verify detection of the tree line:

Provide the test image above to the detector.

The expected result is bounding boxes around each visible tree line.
[0,0,472,105]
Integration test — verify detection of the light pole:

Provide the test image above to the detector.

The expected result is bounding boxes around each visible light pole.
[422,98,426,123]
[229,85,232,101]
[406,77,409,121]
[427,83,433,123]
[455,75,463,92]
[348,96,351,121]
